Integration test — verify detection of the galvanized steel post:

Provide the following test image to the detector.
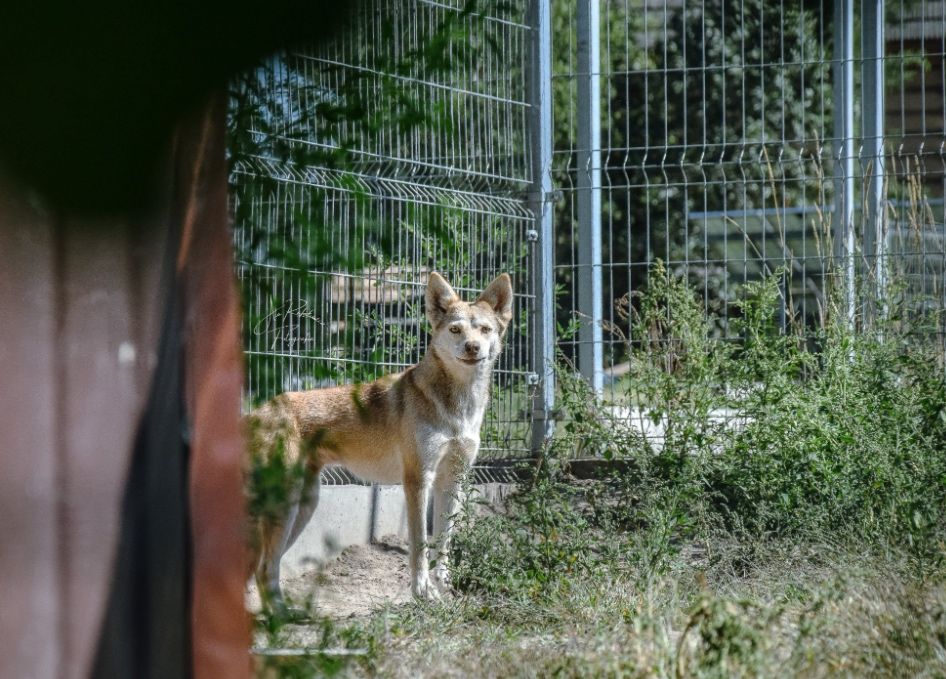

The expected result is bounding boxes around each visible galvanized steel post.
[577,0,604,393]
[528,0,556,453]
[862,0,887,320]
[833,0,857,328]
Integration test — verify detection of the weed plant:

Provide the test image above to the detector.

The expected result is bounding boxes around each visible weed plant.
[454,261,946,589]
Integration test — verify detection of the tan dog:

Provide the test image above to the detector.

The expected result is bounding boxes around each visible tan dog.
[247,272,513,604]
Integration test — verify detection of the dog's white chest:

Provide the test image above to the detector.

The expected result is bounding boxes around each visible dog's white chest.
[419,414,482,468]
[451,408,484,451]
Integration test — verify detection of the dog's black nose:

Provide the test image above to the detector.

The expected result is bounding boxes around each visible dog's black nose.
[464,341,481,355]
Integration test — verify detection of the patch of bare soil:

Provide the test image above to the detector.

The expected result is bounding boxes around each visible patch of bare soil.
[308,535,413,618]
[247,535,412,620]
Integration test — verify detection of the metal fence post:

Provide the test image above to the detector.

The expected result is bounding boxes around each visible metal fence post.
[862,0,886,322]
[833,0,857,328]
[529,0,556,453]
[577,0,604,393]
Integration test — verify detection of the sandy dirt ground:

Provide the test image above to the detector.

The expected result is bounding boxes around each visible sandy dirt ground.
[247,535,413,619]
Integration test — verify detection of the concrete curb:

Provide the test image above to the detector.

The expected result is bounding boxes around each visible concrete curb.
[281,482,515,573]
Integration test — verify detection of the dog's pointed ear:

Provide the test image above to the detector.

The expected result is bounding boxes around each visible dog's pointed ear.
[477,273,513,329]
[426,272,459,328]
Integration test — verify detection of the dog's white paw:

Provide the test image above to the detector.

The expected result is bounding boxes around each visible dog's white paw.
[412,575,442,601]
[431,563,452,592]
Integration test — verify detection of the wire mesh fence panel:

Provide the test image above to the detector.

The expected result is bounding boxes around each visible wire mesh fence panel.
[556,0,831,368]
[884,2,946,342]
[552,0,946,452]
[230,0,537,470]
[231,0,946,461]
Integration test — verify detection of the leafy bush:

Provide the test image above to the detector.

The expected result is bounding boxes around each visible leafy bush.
[449,472,602,599]
[452,263,946,600]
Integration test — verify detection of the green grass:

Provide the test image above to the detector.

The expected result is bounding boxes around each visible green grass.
[256,538,946,678]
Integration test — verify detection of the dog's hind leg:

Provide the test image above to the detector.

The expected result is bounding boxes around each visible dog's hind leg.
[255,513,291,612]
[256,473,314,613]
[282,470,321,553]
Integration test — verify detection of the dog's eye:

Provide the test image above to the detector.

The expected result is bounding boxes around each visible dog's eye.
[480,326,492,334]
[449,326,461,334]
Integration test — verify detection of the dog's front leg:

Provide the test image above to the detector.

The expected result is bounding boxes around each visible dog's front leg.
[404,468,439,600]
[431,451,469,592]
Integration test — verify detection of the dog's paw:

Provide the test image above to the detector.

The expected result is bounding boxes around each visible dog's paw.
[411,575,442,601]
[431,563,452,592]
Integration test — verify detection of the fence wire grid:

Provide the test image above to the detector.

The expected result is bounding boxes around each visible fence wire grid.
[232,0,946,468]
[555,0,944,376]
[230,0,537,477]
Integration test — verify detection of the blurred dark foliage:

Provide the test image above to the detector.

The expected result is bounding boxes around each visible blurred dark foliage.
[0,0,362,214]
